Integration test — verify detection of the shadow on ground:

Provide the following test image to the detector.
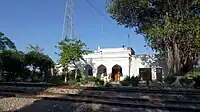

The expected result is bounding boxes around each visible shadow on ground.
[11,87,148,112]
[1,85,199,112]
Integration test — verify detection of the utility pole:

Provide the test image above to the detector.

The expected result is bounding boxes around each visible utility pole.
[62,0,75,39]
[128,34,131,48]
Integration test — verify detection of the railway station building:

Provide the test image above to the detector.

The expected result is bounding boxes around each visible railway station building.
[81,46,168,82]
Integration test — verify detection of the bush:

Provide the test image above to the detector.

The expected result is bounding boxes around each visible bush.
[88,76,96,82]
[131,76,139,87]
[47,75,64,85]
[179,77,193,86]
[120,76,139,87]
[164,75,177,84]
[191,72,200,88]
[120,76,131,86]
[86,76,104,86]
[94,78,104,86]
[66,79,77,85]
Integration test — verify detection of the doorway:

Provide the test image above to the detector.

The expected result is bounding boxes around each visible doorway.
[97,65,107,78]
[139,68,152,81]
[112,64,122,81]
[156,68,162,82]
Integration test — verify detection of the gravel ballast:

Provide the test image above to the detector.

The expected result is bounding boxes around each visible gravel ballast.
[0,97,174,112]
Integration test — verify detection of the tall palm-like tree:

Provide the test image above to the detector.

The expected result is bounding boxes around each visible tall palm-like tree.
[0,32,16,79]
[0,32,16,51]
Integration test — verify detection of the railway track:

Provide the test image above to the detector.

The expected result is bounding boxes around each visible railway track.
[0,82,200,93]
[1,85,200,96]
[0,91,199,111]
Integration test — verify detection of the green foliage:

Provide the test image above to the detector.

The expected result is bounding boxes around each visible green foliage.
[25,45,54,82]
[56,37,91,82]
[56,37,91,65]
[191,72,200,88]
[87,76,104,86]
[0,41,54,82]
[26,44,44,53]
[164,75,177,84]
[179,77,193,86]
[120,76,132,86]
[0,50,25,81]
[0,32,16,51]
[191,72,200,78]
[107,0,200,74]
[88,76,96,82]
[66,79,77,85]
[94,77,104,86]
[47,75,64,85]
[193,76,200,88]
[120,76,139,86]
[131,76,139,87]
[76,69,83,82]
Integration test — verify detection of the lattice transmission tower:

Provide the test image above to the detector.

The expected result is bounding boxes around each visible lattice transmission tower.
[62,0,75,39]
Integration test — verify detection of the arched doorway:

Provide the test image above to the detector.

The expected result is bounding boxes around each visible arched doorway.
[97,64,107,78]
[84,64,93,81]
[112,64,122,81]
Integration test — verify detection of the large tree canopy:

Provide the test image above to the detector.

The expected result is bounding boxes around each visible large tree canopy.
[0,50,25,81]
[0,33,54,82]
[107,0,200,75]
[25,45,54,81]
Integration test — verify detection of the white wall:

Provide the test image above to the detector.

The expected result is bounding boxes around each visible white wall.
[56,47,168,82]
[131,54,167,81]
[83,47,132,80]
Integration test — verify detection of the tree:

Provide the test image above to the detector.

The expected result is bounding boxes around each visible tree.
[25,45,54,82]
[0,50,25,81]
[26,44,44,53]
[0,32,16,51]
[107,0,200,75]
[0,32,17,81]
[56,37,91,82]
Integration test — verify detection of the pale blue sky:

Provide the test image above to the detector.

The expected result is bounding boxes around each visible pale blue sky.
[0,0,154,61]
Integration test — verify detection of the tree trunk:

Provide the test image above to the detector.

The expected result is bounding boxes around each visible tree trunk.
[173,40,181,75]
[63,64,69,83]
[167,46,174,74]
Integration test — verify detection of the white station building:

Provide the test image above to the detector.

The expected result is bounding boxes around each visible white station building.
[82,46,168,82]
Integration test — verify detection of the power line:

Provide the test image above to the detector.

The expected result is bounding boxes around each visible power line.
[85,0,114,25]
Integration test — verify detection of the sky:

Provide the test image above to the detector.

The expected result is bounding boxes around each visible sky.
[0,0,154,61]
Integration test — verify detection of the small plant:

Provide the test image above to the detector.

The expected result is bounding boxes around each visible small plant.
[179,77,193,87]
[88,76,96,82]
[47,75,64,85]
[66,79,77,85]
[131,76,139,87]
[120,76,131,86]
[120,76,139,87]
[191,72,200,88]
[164,75,176,84]
[94,77,104,86]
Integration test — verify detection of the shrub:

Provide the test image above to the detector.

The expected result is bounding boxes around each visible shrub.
[191,71,200,78]
[47,75,64,85]
[120,76,131,86]
[76,73,82,82]
[179,77,193,86]
[164,75,177,84]
[67,79,77,85]
[78,71,86,83]
[131,76,139,87]
[120,76,139,87]
[191,72,200,88]
[88,76,96,82]
[94,78,104,86]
